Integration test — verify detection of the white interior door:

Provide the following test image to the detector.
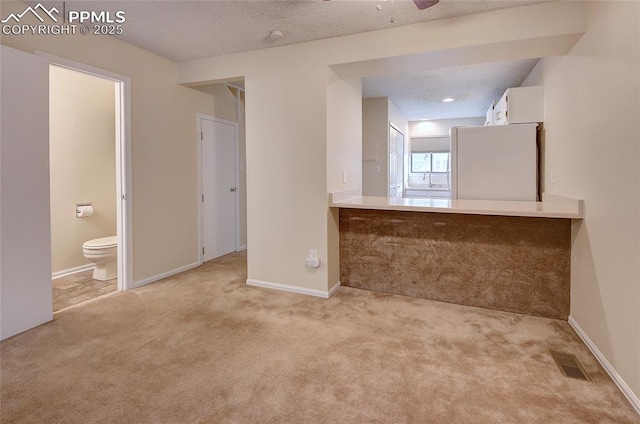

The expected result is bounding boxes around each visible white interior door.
[1,46,53,339]
[201,117,237,262]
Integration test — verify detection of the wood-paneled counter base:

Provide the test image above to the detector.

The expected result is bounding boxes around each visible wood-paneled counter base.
[339,208,570,320]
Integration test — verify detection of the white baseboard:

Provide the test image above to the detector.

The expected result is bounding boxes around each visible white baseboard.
[328,281,341,297]
[237,245,247,251]
[568,316,640,414]
[133,261,201,289]
[246,279,341,299]
[52,263,95,280]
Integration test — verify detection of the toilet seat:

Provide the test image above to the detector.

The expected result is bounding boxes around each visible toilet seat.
[83,236,117,250]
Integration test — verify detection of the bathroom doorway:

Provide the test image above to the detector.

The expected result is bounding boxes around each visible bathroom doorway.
[42,54,132,311]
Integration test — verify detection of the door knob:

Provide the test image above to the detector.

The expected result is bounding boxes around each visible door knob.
[230,187,237,192]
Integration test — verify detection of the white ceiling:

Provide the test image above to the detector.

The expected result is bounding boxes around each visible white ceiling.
[40,0,547,62]
[31,0,549,120]
[363,58,541,120]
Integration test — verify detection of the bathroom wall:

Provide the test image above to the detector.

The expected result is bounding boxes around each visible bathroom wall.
[49,66,116,275]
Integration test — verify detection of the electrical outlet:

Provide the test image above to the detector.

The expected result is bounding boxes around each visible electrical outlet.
[305,250,320,268]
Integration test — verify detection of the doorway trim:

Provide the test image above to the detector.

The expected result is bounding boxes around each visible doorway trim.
[197,113,240,264]
[388,122,405,198]
[37,52,133,291]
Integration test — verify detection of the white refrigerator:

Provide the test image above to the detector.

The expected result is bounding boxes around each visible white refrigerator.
[450,123,538,201]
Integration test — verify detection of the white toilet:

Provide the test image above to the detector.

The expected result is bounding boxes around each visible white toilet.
[83,236,118,281]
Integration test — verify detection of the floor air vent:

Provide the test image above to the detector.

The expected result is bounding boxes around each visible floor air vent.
[550,351,592,382]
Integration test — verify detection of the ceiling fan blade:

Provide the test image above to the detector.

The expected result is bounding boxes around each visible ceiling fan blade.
[413,0,440,10]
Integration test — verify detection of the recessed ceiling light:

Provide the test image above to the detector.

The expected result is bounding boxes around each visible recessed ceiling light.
[441,97,455,103]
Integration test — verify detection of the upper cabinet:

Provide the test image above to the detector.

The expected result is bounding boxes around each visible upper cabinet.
[484,100,497,126]
[492,86,544,126]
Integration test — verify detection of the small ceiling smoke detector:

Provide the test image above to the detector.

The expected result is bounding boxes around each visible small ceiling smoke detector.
[270,30,284,40]
[441,97,455,103]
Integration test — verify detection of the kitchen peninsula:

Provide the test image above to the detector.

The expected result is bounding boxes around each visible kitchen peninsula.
[331,189,583,320]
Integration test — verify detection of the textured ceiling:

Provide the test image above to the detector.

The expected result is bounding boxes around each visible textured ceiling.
[28,0,547,120]
[37,0,547,62]
[363,58,541,120]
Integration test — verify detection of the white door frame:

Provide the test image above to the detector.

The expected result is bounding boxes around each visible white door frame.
[388,122,405,198]
[37,52,134,291]
[197,113,240,264]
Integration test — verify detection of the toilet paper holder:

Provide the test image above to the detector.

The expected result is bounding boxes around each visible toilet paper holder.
[76,203,94,218]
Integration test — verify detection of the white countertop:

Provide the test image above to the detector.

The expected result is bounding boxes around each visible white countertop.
[330,190,583,219]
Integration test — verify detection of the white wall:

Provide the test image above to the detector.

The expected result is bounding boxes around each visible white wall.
[362,98,409,197]
[362,98,389,197]
[522,1,640,404]
[1,1,220,284]
[244,62,345,292]
[327,72,362,286]
[49,66,117,274]
[388,99,409,138]
[178,1,588,296]
[1,45,53,339]
[409,117,485,138]
[327,76,362,193]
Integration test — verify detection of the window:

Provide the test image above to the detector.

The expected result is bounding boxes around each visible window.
[411,152,449,173]
[410,151,450,189]
[431,153,449,173]
[411,153,431,173]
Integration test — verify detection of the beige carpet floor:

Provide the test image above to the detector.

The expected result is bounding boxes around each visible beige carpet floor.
[1,252,638,423]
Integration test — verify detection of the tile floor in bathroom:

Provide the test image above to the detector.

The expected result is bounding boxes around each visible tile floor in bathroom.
[52,270,117,312]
